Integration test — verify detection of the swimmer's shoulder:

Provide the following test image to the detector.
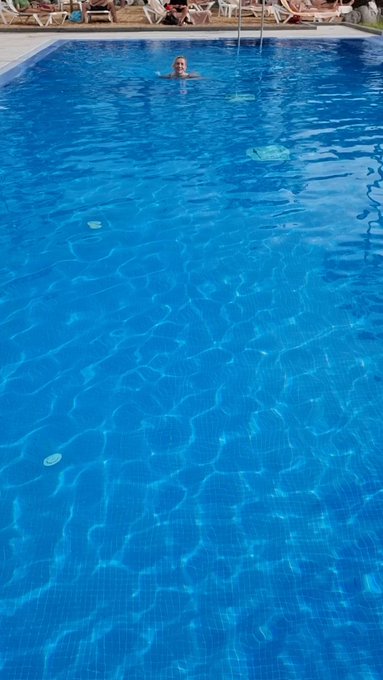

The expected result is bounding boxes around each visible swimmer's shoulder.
[158,73,202,80]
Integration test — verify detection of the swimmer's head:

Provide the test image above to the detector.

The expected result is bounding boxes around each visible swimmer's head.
[173,56,188,76]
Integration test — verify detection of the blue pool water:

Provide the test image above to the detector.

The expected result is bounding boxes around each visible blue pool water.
[1,37,383,679]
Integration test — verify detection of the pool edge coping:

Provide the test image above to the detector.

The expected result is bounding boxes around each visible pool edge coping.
[0,39,63,86]
[0,24,381,35]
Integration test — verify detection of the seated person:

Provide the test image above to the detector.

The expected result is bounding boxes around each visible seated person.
[165,0,191,24]
[161,56,200,79]
[82,0,118,21]
[14,0,62,10]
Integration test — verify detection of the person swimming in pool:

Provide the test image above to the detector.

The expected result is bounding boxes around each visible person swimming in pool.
[161,56,200,80]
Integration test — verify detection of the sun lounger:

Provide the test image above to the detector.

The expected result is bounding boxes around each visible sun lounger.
[85,6,112,20]
[218,0,278,19]
[5,0,67,25]
[0,0,14,22]
[238,0,279,19]
[143,0,167,22]
[189,3,211,21]
[217,0,239,16]
[275,0,341,22]
[190,0,215,8]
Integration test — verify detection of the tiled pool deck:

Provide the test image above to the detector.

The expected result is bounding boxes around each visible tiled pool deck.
[0,25,379,82]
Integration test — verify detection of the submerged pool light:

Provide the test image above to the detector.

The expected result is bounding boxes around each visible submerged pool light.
[43,453,62,467]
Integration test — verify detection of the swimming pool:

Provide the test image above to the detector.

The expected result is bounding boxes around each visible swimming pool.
[1,37,383,679]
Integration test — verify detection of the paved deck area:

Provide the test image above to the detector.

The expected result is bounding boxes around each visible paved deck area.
[0,24,379,83]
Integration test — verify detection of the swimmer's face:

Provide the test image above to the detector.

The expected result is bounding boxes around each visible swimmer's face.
[173,58,187,76]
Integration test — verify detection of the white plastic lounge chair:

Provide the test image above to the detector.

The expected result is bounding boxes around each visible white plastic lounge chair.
[235,0,278,19]
[143,0,166,22]
[44,6,68,22]
[338,2,352,15]
[5,0,67,24]
[58,0,82,10]
[85,5,112,20]
[5,0,45,24]
[190,0,214,8]
[218,0,238,16]
[0,0,14,22]
[276,0,341,22]
[189,3,211,21]
[218,0,277,18]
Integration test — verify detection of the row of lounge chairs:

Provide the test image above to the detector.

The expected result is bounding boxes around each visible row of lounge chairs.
[0,0,352,26]
[0,0,117,24]
[0,0,67,24]
[276,0,352,21]
[143,0,350,24]
[143,0,276,23]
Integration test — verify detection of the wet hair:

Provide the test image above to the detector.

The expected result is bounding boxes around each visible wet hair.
[173,56,188,67]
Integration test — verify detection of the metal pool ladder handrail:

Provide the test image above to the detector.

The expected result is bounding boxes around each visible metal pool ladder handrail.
[236,0,266,54]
